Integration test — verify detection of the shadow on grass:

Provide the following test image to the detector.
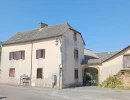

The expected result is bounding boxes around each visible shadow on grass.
[0,97,7,99]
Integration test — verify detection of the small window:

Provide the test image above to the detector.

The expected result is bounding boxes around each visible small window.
[39,50,43,58]
[123,55,130,68]
[37,68,43,79]
[36,49,45,59]
[19,51,25,60]
[74,69,78,79]
[9,51,25,60]
[9,68,15,77]
[9,52,15,60]
[74,49,78,59]
[73,32,77,41]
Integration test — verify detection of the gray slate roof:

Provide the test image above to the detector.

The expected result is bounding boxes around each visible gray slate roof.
[3,23,71,45]
[84,49,99,59]
[87,51,119,65]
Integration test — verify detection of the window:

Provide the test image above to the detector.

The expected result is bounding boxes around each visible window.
[37,68,43,79]
[9,68,15,77]
[73,32,77,41]
[74,69,78,79]
[36,49,45,59]
[9,52,15,60]
[9,51,25,60]
[74,49,78,59]
[123,55,130,68]
[19,51,25,60]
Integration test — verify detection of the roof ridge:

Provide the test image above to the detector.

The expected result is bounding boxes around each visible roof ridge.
[95,51,119,54]
[46,22,68,28]
[17,22,69,33]
[84,48,92,51]
[19,29,38,34]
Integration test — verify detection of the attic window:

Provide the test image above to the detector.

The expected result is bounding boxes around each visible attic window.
[73,32,77,41]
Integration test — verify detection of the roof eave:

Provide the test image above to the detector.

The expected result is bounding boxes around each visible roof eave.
[102,45,130,63]
[2,35,62,46]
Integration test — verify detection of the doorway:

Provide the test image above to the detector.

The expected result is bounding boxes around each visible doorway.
[83,67,98,86]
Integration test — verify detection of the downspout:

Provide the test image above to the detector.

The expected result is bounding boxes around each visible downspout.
[60,35,66,89]
[59,64,62,89]
[30,41,33,86]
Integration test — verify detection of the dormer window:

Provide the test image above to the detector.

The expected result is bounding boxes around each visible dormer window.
[74,32,77,41]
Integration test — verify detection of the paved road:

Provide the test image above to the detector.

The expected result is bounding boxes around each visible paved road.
[0,85,130,100]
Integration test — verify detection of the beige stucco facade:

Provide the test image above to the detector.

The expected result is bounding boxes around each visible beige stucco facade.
[62,29,84,88]
[100,47,130,83]
[0,29,84,88]
[84,46,130,84]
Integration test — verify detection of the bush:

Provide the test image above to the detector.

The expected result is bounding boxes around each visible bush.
[86,72,93,81]
[101,76,122,88]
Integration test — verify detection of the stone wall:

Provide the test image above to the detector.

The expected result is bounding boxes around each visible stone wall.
[117,70,130,87]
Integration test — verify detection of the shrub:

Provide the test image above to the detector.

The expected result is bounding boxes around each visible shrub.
[86,72,93,81]
[101,76,122,88]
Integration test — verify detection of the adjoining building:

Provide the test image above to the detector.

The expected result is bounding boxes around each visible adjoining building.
[82,46,130,85]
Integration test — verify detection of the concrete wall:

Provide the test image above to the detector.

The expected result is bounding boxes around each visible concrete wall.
[100,47,130,83]
[62,29,84,88]
[0,37,62,88]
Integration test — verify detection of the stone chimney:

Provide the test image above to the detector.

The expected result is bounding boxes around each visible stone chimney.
[39,22,48,29]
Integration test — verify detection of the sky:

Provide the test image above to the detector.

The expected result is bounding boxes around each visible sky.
[0,0,130,52]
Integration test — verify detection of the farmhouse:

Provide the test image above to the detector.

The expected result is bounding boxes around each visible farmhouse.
[0,22,85,88]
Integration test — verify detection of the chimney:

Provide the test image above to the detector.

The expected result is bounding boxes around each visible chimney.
[39,22,48,29]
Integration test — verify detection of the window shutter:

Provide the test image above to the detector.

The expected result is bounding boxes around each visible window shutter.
[43,49,45,59]
[14,52,17,60]
[74,50,76,58]
[16,51,19,60]
[22,51,25,60]
[36,50,38,59]
[13,69,15,77]
[9,68,15,77]
[9,52,11,60]
[77,50,78,58]
[74,50,75,58]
